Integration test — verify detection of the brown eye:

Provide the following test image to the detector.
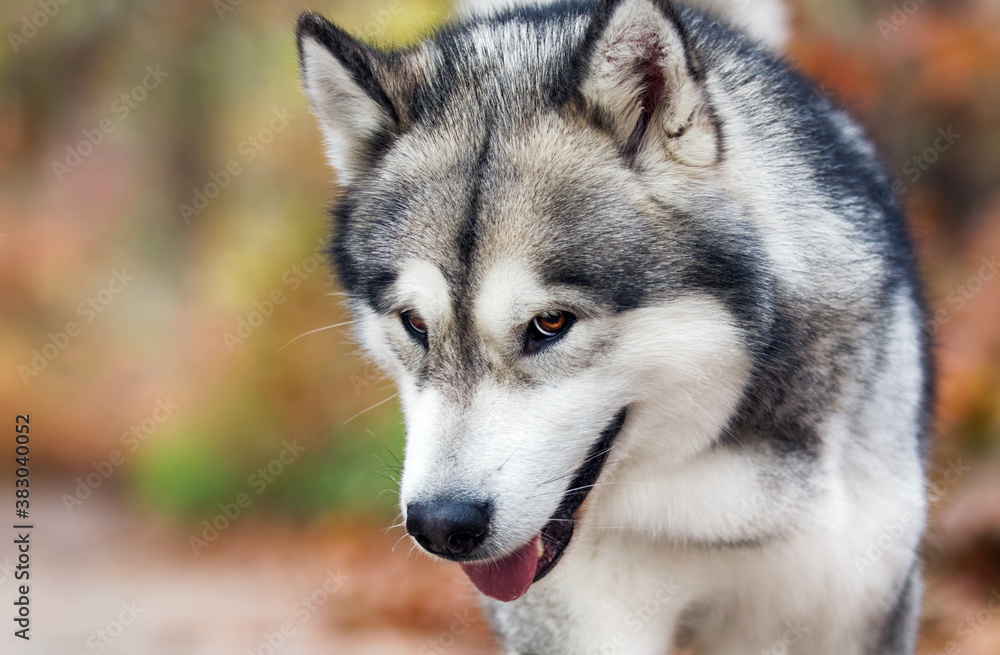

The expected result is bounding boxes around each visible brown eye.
[401,311,428,341]
[531,311,572,339]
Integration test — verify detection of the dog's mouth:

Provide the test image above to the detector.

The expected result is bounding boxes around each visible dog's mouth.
[459,408,627,603]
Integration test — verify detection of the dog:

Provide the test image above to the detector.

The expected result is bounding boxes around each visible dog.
[296,0,933,652]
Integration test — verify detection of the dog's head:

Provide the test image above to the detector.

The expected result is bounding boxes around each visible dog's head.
[297,0,756,601]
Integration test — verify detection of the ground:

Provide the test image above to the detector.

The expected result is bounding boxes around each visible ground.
[19,481,1000,655]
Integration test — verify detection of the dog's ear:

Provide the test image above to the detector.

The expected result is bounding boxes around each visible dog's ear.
[296,13,420,183]
[579,0,718,167]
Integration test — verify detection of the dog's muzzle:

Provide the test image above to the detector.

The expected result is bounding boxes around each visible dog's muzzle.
[406,408,628,603]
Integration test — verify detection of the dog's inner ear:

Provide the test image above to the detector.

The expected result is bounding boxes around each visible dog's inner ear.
[297,13,421,183]
[580,0,718,167]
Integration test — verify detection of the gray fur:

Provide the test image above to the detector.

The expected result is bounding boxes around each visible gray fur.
[297,1,932,653]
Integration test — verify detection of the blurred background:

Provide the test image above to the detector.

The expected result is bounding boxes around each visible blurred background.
[1,0,999,652]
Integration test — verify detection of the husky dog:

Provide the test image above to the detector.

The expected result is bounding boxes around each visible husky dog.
[296,0,933,652]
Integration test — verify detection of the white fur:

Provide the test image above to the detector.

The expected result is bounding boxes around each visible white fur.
[389,257,757,560]
[691,0,789,50]
[393,258,453,323]
[459,0,790,51]
[373,262,923,653]
[311,0,924,650]
[582,0,720,167]
[300,38,389,184]
[483,291,926,655]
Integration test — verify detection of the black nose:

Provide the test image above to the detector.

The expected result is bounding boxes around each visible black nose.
[406,499,490,559]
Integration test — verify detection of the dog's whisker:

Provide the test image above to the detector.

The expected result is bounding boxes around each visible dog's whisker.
[370,471,400,486]
[372,453,402,477]
[498,444,521,472]
[392,532,412,553]
[276,319,357,352]
[343,392,399,425]
[536,442,624,488]
[382,513,405,533]
[681,390,748,452]
[382,442,404,468]
[527,480,655,500]
[558,543,617,557]
[535,533,617,558]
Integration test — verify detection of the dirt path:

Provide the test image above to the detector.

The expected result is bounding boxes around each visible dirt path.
[8,486,1000,654]
[18,486,496,654]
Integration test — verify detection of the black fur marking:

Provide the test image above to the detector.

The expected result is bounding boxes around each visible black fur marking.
[295,13,401,125]
[723,297,827,458]
[327,186,408,314]
[456,118,493,281]
[561,0,619,106]
[533,407,628,583]
[410,2,595,125]
[446,118,497,387]
[622,57,666,163]
[873,559,921,654]
[666,205,772,331]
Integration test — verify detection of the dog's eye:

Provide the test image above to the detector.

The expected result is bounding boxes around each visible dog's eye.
[532,312,570,337]
[525,311,574,354]
[401,311,428,343]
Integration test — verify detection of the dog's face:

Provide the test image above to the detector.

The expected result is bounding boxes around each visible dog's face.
[298,0,755,600]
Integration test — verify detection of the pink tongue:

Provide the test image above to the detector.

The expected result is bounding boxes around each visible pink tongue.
[459,534,540,602]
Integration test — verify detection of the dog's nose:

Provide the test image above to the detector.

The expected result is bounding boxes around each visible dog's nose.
[406,499,490,558]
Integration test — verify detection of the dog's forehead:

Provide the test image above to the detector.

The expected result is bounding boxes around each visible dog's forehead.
[348,113,658,317]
